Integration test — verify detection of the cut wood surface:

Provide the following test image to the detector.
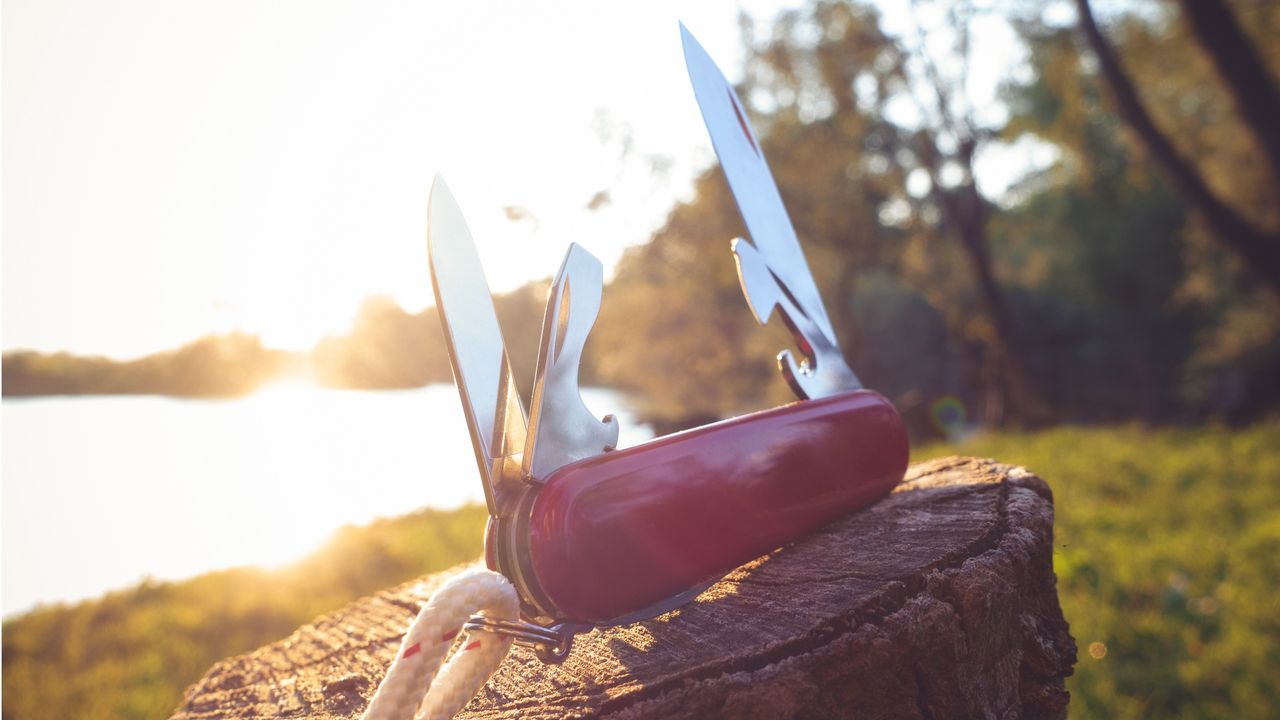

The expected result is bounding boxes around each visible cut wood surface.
[171,457,1077,719]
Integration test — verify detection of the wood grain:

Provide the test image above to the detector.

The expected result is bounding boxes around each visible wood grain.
[171,457,1077,719]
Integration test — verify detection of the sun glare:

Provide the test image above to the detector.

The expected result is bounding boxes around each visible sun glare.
[256,370,320,394]
[2,0,774,361]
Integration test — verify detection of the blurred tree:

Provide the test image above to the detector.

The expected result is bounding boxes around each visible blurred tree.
[589,0,1280,430]
[308,284,552,395]
[592,171,794,430]
[1,284,553,399]
[492,279,553,401]
[995,15,1190,422]
[592,3,980,437]
[1010,0,1280,419]
[7,0,1280,429]
[741,0,1047,425]
[1075,0,1280,299]
[1,333,294,398]
[312,297,449,389]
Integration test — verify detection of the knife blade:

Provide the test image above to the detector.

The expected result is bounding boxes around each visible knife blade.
[680,23,862,399]
[427,176,528,518]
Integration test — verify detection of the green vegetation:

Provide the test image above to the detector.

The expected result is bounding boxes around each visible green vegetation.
[7,1,1280,440]
[1,334,299,399]
[4,1,1280,718]
[588,0,1280,435]
[1,504,489,720]
[0,288,549,400]
[5,427,1277,719]
[915,423,1280,719]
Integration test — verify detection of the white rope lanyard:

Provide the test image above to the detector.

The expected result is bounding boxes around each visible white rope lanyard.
[361,568,519,720]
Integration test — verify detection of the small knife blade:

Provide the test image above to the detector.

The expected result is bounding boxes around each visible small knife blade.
[427,175,528,518]
[680,23,861,399]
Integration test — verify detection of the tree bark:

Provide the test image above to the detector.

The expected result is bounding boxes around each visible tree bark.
[1075,0,1280,300]
[1176,0,1280,191]
[171,457,1077,720]
[922,141,1045,426]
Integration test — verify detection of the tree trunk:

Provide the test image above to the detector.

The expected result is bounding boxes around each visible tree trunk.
[934,178,1045,426]
[171,457,1077,719]
[1075,0,1280,300]
[1176,0,1280,191]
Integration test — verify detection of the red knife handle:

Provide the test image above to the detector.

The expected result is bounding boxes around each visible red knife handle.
[514,389,908,624]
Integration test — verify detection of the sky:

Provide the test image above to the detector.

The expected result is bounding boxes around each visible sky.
[3,0,1043,359]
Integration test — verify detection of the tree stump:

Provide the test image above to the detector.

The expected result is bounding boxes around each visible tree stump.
[171,457,1076,719]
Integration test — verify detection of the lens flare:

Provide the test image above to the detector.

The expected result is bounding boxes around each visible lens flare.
[930,395,967,439]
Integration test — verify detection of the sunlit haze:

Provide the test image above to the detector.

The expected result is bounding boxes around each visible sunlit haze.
[1,385,656,616]
[3,0,1035,359]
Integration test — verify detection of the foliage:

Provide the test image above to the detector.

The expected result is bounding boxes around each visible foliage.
[6,3,1280,719]
[590,0,1280,435]
[1,282,553,398]
[5,1,1280,433]
[1,504,489,720]
[1,333,296,398]
[591,172,798,427]
[1012,0,1280,421]
[311,297,451,390]
[5,426,1276,719]
[916,422,1280,719]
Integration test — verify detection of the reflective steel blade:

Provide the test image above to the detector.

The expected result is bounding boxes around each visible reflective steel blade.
[523,243,619,481]
[681,23,861,398]
[428,175,528,517]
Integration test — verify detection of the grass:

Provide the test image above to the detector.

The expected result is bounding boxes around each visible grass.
[3,423,1277,719]
[915,423,1280,719]
[1,505,490,720]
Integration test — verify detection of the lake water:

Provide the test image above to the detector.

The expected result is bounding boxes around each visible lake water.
[1,384,653,617]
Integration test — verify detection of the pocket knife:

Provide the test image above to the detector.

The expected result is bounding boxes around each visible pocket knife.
[427,25,908,662]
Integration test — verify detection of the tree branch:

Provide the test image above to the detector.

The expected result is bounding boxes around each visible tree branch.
[1074,0,1280,299]
[1176,0,1280,194]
